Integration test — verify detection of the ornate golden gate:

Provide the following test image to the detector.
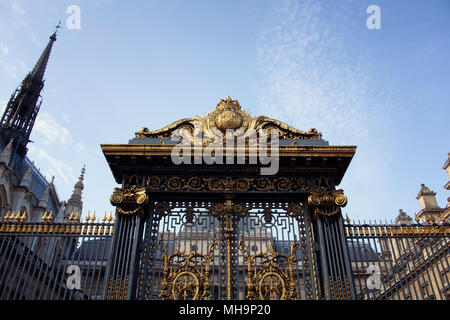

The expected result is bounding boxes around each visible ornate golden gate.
[101,97,356,300]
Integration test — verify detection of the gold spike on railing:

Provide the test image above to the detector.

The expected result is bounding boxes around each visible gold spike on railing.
[43,211,50,233]
[105,212,112,235]
[32,221,38,233]
[0,209,116,235]
[5,211,12,232]
[99,212,107,235]
[88,211,95,234]
[111,212,115,234]
[75,212,82,233]
[345,214,350,224]
[14,210,21,222]
[0,211,9,232]
[93,211,99,234]
[83,211,90,234]
[19,210,27,232]
[10,211,17,232]
[19,210,27,223]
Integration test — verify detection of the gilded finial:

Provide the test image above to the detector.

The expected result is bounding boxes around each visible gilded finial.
[41,211,48,222]
[3,210,10,223]
[20,210,27,223]
[345,214,351,224]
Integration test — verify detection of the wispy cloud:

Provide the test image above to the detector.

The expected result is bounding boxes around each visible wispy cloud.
[11,1,25,15]
[256,0,395,219]
[0,42,9,55]
[28,112,84,188]
[28,146,76,184]
[62,114,71,124]
[27,111,92,199]
[0,0,25,15]
[0,0,28,27]
[0,60,17,78]
[16,58,27,72]
[33,112,74,147]
[257,0,383,145]
[28,31,43,47]
[0,58,27,78]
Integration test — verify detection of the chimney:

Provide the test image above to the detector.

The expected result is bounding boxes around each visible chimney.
[395,209,412,225]
[415,184,443,224]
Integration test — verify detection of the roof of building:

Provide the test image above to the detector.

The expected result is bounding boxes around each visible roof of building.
[72,238,112,260]
[347,240,380,262]
[0,138,60,214]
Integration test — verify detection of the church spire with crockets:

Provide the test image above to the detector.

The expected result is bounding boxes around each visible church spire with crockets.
[64,166,86,220]
[0,27,59,159]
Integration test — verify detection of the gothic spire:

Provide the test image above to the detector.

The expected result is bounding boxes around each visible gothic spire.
[0,30,57,159]
[64,166,86,220]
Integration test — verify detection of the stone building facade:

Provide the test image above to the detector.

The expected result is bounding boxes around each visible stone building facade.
[414,153,450,225]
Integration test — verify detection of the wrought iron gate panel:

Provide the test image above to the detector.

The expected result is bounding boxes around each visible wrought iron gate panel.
[137,201,222,300]
[236,201,317,300]
[136,199,317,300]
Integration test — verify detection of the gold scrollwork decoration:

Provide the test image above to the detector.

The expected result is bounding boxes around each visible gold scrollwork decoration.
[159,239,218,300]
[110,187,149,216]
[239,237,300,300]
[136,96,322,142]
[284,203,304,221]
[145,176,312,193]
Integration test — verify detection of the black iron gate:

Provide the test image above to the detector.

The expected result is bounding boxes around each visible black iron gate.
[106,197,321,300]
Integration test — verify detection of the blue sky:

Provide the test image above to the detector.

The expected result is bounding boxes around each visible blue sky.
[0,0,449,222]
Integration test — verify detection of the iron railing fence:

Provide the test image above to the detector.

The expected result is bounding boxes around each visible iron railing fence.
[344,222,450,300]
[1,214,449,300]
[0,217,114,300]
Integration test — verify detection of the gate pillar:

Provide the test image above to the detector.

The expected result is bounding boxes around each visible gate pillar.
[103,187,148,300]
[308,189,356,299]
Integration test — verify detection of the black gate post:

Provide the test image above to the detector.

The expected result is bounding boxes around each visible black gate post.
[103,187,148,300]
[309,189,356,300]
